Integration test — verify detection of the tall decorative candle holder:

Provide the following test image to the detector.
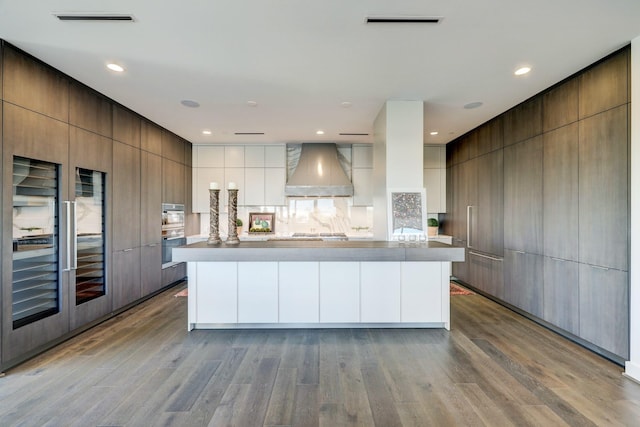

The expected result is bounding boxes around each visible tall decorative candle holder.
[226,188,240,245]
[207,188,222,245]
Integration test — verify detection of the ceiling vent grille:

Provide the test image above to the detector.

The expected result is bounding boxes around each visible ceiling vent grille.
[54,13,135,21]
[365,16,441,24]
[234,132,265,135]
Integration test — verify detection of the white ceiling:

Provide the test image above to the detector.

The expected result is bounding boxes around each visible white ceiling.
[1,1,639,145]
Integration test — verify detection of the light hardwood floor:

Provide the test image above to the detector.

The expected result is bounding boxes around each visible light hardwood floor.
[1,283,640,426]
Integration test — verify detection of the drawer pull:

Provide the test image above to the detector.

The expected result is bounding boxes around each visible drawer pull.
[124,248,133,252]
[514,250,525,255]
[469,251,503,262]
[551,257,565,262]
[590,265,609,271]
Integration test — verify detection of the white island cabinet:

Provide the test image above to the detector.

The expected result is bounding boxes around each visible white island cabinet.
[176,240,463,330]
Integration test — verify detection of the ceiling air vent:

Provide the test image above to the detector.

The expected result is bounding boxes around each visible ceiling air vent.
[54,13,135,21]
[234,132,265,135]
[365,16,442,24]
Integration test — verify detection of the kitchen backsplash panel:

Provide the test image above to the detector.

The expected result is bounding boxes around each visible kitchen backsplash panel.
[198,197,373,237]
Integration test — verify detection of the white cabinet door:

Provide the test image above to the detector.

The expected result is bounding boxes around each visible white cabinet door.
[265,168,286,205]
[244,168,265,206]
[245,146,265,167]
[279,262,319,323]
[265,145,286,167]
[401,262,442,322]
[196,262,238,323]
[194,167,225,212]
[320,262,360,323]
[423,145,443,169]
[238,262,278,323]
[353,145,373,168]
[423,168,441,213]
[225,146,245,167]
[224,167,245,207]
[196,145,224,167]
[361,262,401,322]
[353,168,373,206]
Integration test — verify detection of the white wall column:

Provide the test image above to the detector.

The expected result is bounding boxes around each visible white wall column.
[626,36,640,382]
[372,100,424,239]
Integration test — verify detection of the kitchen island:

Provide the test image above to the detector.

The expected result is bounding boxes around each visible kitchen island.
[173,240,464,331]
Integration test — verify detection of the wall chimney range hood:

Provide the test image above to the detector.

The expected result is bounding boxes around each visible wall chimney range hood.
[285,143,354,197]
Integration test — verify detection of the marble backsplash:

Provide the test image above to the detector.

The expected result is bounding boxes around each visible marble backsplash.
[198,197,374,238]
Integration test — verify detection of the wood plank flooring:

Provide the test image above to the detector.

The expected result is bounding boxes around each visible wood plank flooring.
[1,283,640,426]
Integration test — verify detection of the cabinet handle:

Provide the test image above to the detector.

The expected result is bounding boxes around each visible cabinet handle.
[469,251,503,262]
[466,205,475,248]
[514,250,525,255]
[148,243,157,247]
[71,201,78,270]
[590,265,609,271]
[124,248,133,252]
[64,201,72,272]
[551,257,565,262]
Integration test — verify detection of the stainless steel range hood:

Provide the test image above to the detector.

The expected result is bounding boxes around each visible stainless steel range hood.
[285,143,354,197]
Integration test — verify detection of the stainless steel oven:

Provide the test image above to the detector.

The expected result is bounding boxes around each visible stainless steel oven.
[162,203,185,267]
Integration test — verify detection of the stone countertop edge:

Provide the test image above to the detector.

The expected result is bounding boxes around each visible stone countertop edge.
[172,240,465,263]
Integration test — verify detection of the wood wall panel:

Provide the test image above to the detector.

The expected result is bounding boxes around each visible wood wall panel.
[3,103,68,164]
[69,82,112,137]
[3,46,69,122]
[113,105,141,148]
[579,105,628,271]
[579,50,629,119]
[543,123,579,261]
[141,120,162,155]
[162,131,184,163]
[543,79,578,132]
[503,98,542,146]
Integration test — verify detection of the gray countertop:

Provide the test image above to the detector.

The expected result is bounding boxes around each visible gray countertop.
[172,240,465,263]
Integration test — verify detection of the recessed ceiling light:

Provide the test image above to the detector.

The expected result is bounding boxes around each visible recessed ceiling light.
[463,101,483,109]
[430,131,439,136]
[514,66,531,76]
[106,63,124,72]
[316,130,325,135]
[180,100,200,108]
[202,130,212,135]
[247,100,258,107]
[341,101,352,108]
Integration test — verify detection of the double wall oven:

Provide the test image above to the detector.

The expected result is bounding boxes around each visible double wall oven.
[162,203,186,268]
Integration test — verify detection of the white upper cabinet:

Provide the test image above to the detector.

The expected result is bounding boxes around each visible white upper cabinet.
[423,145,446,213]
[352,145,373,168]
[225,146,245,167]
[265,145,286,167]
[245,146,265,167]
[195,145,224,167]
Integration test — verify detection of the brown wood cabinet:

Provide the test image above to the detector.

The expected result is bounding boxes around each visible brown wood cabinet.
[447,47,631,361]
[162,158,185,205]
[112,248,142,309]
[578,105,628,271]
[503,98,542,147]
[503,135,543,254]
[3,45,69,122]
[113,105,141,148]
[543,257,579,335]
[69,82,112,138]
[141,151,162,245]
[579,264,629,358]
[579,49,629,119]
[474,150,503,256]
[141,119,162,155]
[112,141,141,251]
[162,131,185,164]
[503,250,543,318]
[141,244,162,295]
[543,123,579,261]
[543,79,578,132]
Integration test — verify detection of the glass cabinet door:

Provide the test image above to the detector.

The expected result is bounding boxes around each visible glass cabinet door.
[12,156,59,329]
[74,168,106,305]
